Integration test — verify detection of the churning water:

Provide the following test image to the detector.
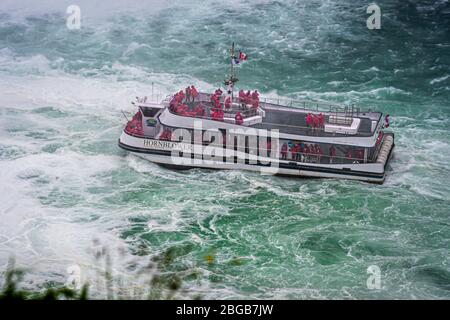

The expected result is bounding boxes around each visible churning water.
[0,0,449,299]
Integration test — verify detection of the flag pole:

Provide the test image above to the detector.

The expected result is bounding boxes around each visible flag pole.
[230,42,235,81]
[226,42,238,101]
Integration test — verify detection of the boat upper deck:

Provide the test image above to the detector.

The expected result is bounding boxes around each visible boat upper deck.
[255,101,382,137]
[161,92,383,138]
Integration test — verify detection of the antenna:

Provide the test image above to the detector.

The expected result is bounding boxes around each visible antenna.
[121,110,129,122]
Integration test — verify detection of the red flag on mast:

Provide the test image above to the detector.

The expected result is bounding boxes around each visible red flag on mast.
[239,51,247,61]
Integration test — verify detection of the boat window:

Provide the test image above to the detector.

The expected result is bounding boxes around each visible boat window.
[141,107,160,118]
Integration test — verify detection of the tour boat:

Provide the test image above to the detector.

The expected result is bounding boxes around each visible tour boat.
[118,44,395,183]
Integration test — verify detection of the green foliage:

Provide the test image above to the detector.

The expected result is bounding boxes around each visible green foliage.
[0,261,27,300]
[0,258,90,300]
[0,245,205,300]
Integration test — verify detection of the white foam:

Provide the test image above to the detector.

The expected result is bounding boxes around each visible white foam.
[430,75,449,85]
[0,151,138,292]
[0,0,172,23]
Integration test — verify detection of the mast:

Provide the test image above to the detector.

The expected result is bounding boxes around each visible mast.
[225,42,239,98]
[230,42,235,82]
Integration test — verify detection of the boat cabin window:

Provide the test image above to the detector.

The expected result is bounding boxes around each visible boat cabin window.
[140,107,160,118]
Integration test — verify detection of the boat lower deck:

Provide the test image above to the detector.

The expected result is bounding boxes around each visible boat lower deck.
[118,131,395,183]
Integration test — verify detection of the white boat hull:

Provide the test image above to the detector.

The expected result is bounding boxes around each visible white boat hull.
[119,131,394,183]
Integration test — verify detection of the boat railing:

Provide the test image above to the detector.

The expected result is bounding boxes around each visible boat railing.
[161,93,377,135]
[157,133,369,164]
[162,92,368,117]
[134,93,167,105]
[167,104,374,137]
[167,105,260,123]
[260,97,364,118]
[162,94,175,104]
[370,132,386,162]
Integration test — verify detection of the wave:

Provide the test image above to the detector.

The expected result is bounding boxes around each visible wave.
[430,75,449,85]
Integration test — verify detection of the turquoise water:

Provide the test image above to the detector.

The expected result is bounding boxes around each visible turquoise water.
[0,0,449,299]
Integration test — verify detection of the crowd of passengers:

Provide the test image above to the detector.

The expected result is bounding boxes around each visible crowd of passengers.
[125,111,144,136]
[306,113,325,131]
[157,127,368,164]
[238,89,260,109]
[281,142,325,163]
[281,142,366,164]
[169,86,260,124]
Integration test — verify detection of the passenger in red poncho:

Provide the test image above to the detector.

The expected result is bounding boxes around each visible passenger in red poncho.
[170,99,178,111]
[245,90,251,105]
[132,111,141,121]
[315,144,323,163]
[160,128,172,140]
[214,98,222,111]
[298,143,304,162]
[238,90,245,101]
[296,144,303,161]
[185,86,191,102]
[175,91,183,103]
[212,109,224,121]
[291,144,298,161]
[345,149,353,160]
[194,104,206,117]
[238,90,246,109]
[309,144,316,160]
[178,90,185,102]
[267,140,272,157]
[191,85,199,101]
[211,93,220,108]
[215,88,223,96]
[306,113,312,129]
[176,104,189,115]
[281,143,288,160]
[356,149,364,161]
[251,90,259,110]
[329,145,336,164]
[235,112,243,125]
[224,96,232,109]
[312,114,319,130]
[318,113,325,128]
[304,144,311,162]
